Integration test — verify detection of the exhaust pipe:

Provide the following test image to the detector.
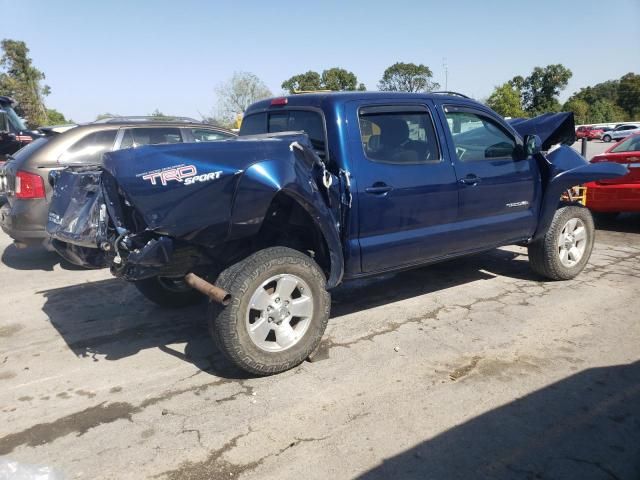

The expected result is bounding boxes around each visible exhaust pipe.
[184,273,231,306]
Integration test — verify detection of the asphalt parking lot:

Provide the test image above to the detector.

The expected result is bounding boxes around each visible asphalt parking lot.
[1,140,639,480]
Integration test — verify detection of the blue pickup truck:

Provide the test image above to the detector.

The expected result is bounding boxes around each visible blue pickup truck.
[47,92,626,375]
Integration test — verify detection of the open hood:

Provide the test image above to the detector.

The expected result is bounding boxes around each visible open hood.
[509,112,576,151]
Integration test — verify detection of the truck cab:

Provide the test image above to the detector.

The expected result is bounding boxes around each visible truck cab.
[240,92,540,279]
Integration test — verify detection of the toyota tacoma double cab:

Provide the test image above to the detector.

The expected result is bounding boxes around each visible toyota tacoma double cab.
[47,92,627,375]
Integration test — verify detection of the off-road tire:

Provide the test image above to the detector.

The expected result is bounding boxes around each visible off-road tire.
[209,247,330,376]
[134,276,204,308]
[528,205,595,280]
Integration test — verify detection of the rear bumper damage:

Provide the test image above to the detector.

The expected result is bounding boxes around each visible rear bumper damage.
[47,166,202,280]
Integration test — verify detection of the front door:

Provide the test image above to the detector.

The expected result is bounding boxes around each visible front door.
[348,101,459,273]
[439,104,539,252]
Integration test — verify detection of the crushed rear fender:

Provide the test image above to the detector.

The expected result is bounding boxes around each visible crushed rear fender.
[532,146,628,241]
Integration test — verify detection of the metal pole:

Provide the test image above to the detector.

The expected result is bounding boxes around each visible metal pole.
[581,137,588,158]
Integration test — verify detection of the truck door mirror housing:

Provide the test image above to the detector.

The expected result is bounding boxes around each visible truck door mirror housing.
[0,111,9,134]
[524,134,542,157]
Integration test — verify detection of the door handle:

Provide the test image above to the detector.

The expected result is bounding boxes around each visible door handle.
[459,174,481,186]
[365,183,393,195]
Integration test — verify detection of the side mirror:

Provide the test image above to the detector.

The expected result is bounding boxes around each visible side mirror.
[0,111,9,134]
[524,134,542,157]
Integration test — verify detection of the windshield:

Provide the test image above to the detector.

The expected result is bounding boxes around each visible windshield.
[1,104,28,131]
[611,135,640,153]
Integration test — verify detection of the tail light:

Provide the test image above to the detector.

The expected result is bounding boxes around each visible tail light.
[15,170,45,199]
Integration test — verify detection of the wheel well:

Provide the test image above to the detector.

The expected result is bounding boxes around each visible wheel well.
[207,193,332,280]
[255,193,331,278]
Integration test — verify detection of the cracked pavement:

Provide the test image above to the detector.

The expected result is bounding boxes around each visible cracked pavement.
[0,214,639,479]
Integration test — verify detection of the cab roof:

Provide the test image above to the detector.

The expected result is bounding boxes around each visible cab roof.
[245,91,480,114]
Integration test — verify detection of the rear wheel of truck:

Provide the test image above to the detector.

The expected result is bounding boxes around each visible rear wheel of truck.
[134,276,204,308]
[209,247,330,376]
[528,205,595,280]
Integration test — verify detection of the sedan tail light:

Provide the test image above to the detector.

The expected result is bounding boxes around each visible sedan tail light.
[15,170,45,199]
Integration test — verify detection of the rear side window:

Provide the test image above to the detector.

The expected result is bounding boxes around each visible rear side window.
[240,110,326,155]
[190,128,232,142]
[444,110,517,161]
[239,113,266,135]
[120,127,183,149]
[358,106,440,164]
[59,130,118,164]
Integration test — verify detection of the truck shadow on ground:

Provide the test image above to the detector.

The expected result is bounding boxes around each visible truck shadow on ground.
[356,360,640,480]
[594,212,640,234]
[39,248,537,379]
[1,243,85,271]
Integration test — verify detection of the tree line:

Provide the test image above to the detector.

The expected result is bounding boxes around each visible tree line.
[486,65,640,124]
[1,37,638,129]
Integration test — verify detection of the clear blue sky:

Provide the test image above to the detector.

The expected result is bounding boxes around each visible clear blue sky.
[2,0,639,122]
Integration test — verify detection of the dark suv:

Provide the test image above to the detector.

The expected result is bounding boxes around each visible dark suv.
[0,117,235,248]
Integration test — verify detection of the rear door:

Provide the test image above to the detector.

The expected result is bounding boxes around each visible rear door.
[438,104,539,251]
[348,101,459,273]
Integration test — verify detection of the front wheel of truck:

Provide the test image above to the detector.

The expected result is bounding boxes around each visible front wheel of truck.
[134,276,205,308]
[209,247,330,376]
[528,205,595,280]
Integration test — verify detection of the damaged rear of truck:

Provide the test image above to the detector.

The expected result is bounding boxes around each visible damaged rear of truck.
[47,92,627,375]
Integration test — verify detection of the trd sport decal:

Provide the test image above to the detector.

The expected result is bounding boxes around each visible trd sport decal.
[137,164,222,186]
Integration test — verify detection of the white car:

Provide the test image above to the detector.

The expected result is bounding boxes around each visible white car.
[602,124,640,143]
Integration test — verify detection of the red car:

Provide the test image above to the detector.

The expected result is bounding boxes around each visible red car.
[586,133,640,214]
[576,125,604,141]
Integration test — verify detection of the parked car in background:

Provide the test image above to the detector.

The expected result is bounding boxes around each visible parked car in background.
[0,117,235,248]
[586,133,640,217]
[576,125,604,141]
[602,124,640,143]
[0,96,40,162]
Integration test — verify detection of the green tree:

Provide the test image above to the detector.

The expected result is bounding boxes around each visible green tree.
[510,64,572,115]
[282,68,365,94]
[562,97,590,124]
[378,62,439,92]
[44,108,69,125]
[95,112,119,121]
[0,39,50,128]
[588,99,627,124]
[281,71,322,93]
[148,108,174,120]
[321,68,365,91]
[486,82,526,118]
[216,71,272,124]
[618,72,640,118]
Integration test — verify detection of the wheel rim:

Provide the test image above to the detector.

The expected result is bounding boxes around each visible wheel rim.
[245,273,314,352]
[557,218,588,268]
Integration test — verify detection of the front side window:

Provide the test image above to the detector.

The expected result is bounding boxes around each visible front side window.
[190,128,232,142]
[444,110,516,161]
[611,135,640,153]
[120,127,183,149]
[59,130,118,164]
[358,107,440,164]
